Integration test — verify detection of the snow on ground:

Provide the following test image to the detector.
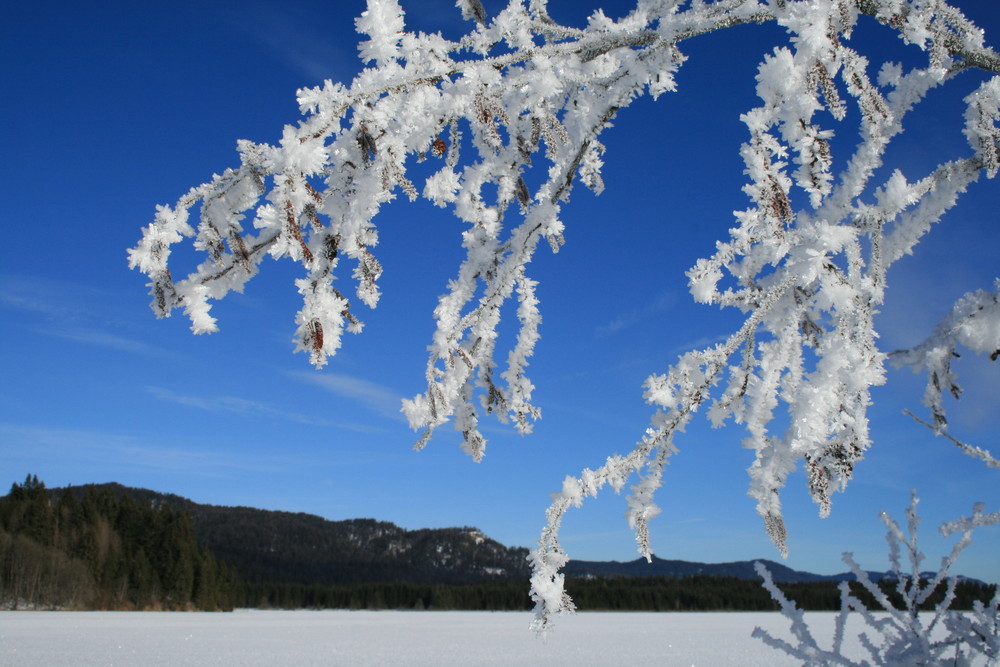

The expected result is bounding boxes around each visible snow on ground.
[0,609,901,665]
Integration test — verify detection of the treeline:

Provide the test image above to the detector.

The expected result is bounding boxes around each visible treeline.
[238,580,533,611]
[563,575,997,613]
[0,475,235,610]
[223,575,997,612]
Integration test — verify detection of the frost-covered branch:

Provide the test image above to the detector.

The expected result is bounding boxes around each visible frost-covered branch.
[531,276,795,631]
[855,0,1000,75]
[893,281,1000,435]
[128,0,1000,634]
[904,409,1000,471]
[131,0,775,455]
[531,0,1000,630]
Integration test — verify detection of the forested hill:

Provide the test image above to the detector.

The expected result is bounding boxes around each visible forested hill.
[51,482,532,586]
[28,481,983,588]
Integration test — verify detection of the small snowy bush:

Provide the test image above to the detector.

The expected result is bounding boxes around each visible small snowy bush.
[754,493,1000,666]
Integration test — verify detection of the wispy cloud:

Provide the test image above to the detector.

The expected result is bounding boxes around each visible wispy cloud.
[1,274,93,319]
[0,422,285,476]
[222,6,356,87]
[145,386,330,427]
[50,329,168,356]
[1,274,169,357]
[288,371,405,422]
[596,291,677,338]
[144,385,392,435]
[670,517,707,525]
[221,1,473,88]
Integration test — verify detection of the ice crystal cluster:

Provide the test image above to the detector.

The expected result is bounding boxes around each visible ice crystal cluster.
[128,0,1000,630]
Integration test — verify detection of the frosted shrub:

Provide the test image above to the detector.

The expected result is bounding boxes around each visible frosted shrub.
[754,493,1000,666]
[129,0,1000,631]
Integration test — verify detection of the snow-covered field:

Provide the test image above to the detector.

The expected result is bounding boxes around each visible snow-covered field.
[0,609,893,665]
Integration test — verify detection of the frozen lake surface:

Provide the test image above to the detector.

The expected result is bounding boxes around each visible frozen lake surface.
[0,609,919,665]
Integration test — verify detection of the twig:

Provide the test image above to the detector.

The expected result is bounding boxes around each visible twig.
[904,409,1000,470]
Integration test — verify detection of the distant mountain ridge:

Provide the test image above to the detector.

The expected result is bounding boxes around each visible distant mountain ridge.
[53,483,979,586]
[563,556,944,584]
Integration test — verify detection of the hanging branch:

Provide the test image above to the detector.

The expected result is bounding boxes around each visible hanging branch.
[128,0,1000,633]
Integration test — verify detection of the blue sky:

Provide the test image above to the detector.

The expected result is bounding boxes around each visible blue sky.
[2,0,998,583]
